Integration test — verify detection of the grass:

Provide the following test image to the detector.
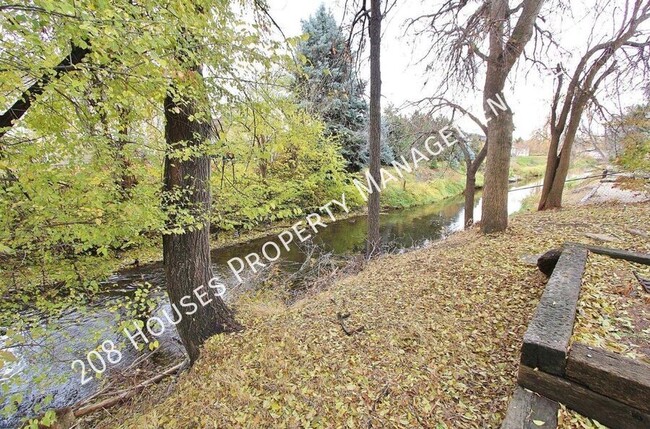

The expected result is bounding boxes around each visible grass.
[516,192,541,213]
[129,156,579,262]
[510,155,547,181]
[571,157,601,171]
[380,169,469,209]
[84,201,650,429]
[381,156,548,211]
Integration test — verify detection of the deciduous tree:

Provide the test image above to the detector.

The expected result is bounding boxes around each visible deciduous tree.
[611,103,650,172]
[367,0,382,257]
[0,0,276,366]
[162,65,242,363]
[407,0,546,233]
[417,96,488,228]
[538,0,650,209]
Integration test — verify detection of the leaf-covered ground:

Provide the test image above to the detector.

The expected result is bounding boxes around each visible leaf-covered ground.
[574,254,650,363]
[560,249,650,428]
[93,202,649,429]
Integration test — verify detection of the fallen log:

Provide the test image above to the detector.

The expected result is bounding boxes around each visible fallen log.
[565,242,650,266]
[73,360,185,417]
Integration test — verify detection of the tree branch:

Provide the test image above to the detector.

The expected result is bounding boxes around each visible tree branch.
[503,0,545,71]
[0,43,90,140]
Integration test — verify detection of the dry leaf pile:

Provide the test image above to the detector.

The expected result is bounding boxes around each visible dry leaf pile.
[103,203,649,429]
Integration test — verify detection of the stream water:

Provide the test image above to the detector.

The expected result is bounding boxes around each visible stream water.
[0,181,542,428]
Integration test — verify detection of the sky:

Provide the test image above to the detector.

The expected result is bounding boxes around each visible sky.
[267,0,648,140]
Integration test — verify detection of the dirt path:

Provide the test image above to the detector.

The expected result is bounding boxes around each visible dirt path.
[560,175,650,206]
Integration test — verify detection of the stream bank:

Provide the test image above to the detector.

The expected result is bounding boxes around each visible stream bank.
[0,178,546,428]
[94,199,650,428]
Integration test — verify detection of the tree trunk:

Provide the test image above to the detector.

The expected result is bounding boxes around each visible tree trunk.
[366,0,382,258]
[539,127,578,209]
[116,108,137,198]
[539,100,586,210]
[464,172,477,228]
[481,104,514,233]
[163,69,241,364]
[538,130,561,210]
[96,102,137,199]
[459,140,487,228]
[480,0,544,233]
[480,0,511,234]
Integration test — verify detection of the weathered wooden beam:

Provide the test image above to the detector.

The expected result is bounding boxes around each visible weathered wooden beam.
[567,343,650,414]
[501,386,558,429]
[521,245,588,375]
[566,242,650,266]
[519,365,650,429]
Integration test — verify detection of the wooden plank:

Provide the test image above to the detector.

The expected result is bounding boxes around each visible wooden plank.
[518,365,650,429]
[567,343,650,414]
[501,386,558,429]
[566,242,650,265]
[521,245,588,375]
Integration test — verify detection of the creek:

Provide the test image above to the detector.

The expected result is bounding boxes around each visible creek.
[0,180,542,428]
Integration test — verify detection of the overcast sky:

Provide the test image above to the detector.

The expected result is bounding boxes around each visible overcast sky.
[268,0,647,140]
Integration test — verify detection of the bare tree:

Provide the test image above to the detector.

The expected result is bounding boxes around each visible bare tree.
[577,115,609,161]
[538,0,650,209]
[346,0,396,257]
[481,1,546,233]
[408,0,546,233]
[418,97,488,228]
[456,122,487,228]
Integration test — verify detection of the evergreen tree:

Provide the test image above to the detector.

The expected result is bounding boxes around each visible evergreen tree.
[360,117,396,165]
[294,5,369,172]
